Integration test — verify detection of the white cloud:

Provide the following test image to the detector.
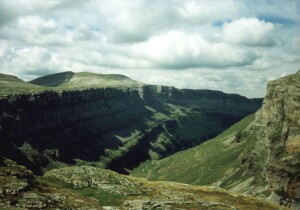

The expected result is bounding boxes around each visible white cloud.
[223,18,276,46]
[0,0,299,98]
[17,16,56,33]
[132,31,258,68]
[178,0,245,23]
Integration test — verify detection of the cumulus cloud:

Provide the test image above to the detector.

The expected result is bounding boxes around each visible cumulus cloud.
[223,18,276,46]
[132,31,259,69]
[178,0,245,23]
[0,0,299,97]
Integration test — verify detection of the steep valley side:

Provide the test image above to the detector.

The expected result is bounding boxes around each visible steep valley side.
[131,70,300,209]
[0,72,261,174]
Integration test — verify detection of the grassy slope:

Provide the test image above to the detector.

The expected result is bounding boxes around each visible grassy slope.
[0,73,46,96]
[131,114,260,188]
[97,104,242,172]
[0,71,141,96]
[29,71,141,90]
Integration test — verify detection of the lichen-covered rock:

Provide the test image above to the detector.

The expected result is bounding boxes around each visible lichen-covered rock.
[44,166,145,196]
[0,159,103,209]
[242,70,300,208]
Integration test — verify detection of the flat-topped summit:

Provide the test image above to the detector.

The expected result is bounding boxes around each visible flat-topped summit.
[0,71,142,96]
[29,71,136,88]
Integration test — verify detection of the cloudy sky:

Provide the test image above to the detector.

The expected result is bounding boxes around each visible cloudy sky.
[0,0,299,98]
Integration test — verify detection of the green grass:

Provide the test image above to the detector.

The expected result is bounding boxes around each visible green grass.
[0,71,142,97]
[39,176,125,206]
[0,73,47,96]
[73,187,125,206]
[131,114,257,188]
[98,103,237,169]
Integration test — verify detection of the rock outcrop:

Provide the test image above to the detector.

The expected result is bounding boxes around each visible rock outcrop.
[43,165,286,210]
[0,161,286,210]
[258,70,300,207]
[0,158,103,209]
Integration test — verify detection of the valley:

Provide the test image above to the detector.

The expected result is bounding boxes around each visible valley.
[132,70,300,208]
[0,72,261,174]
[0,70,299,209]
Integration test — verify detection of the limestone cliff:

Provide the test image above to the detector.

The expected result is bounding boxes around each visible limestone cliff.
[258,70,300,206]
[0,72,261,174]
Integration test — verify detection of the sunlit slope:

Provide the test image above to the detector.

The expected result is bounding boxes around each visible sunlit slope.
[131,114,259,187]
[0,73,44,95]
[29,71,142,89]
[131,70,300,208]
[0,71,142,96]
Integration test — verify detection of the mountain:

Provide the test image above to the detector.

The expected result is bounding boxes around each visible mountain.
[0,71,261,174]
[0,73,43,95]
[0,158,287,209]
[131,70,300,208]
[29,71,141,89]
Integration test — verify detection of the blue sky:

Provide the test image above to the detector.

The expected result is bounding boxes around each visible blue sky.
[0,0,299,97]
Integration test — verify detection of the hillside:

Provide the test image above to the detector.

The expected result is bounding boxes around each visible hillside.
[0,159,287,210]
[0,71,261,175]
[0,71,140,96]
[29,71,141,89]
[131,70,300,208]
[0,73,44,95]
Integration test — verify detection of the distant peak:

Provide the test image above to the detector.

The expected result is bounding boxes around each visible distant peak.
[29,71,75,87]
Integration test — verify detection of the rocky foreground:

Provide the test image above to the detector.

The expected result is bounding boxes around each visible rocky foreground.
[0,159,287,210]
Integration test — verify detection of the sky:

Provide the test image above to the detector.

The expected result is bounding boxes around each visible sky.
[0,0,299,98]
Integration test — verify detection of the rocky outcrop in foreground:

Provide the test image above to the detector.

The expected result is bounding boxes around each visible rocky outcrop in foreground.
[1,161,286,210]
[0,159,103,209]
[40,165,291,209]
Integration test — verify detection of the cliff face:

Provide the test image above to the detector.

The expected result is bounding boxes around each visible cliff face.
[0,72,262,174]
[257,71,300,206]
[141,85,261,114]
[131,70,300,209]
[0,88,147,173]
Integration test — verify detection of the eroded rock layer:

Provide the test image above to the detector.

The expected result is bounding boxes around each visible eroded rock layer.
[0,72,261,174]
